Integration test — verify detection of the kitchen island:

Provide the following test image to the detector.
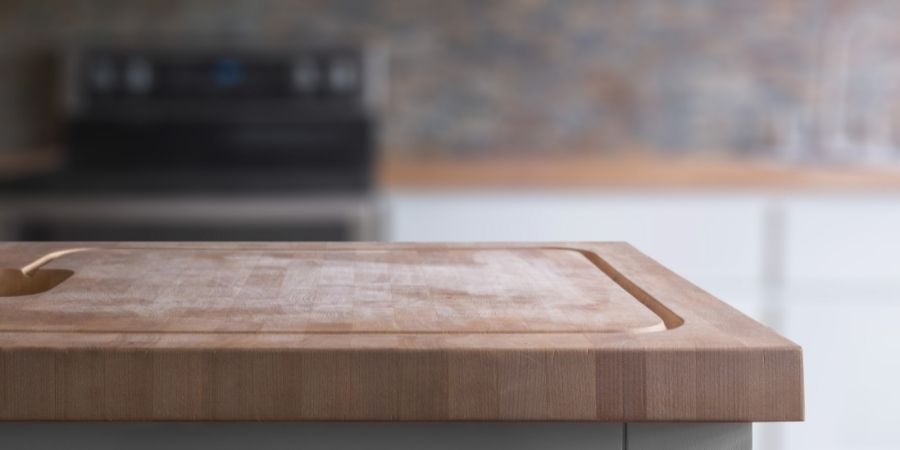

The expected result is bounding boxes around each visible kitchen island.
[0,242,802,449]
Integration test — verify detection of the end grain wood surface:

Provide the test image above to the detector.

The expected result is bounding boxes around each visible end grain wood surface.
[0,242,803,422]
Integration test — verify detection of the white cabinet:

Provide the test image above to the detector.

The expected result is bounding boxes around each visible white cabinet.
[784,195,900,283]
[385,191,766,283]
[779,286,900,450]
[774,196,900,450]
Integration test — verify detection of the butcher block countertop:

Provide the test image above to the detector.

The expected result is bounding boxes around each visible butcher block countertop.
[380,156,900,190]
[0,242,803,422]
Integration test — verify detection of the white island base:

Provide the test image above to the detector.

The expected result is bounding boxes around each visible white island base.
[0,422,751,450]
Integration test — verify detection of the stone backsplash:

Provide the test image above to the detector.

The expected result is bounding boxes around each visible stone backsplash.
[1,0,899,161]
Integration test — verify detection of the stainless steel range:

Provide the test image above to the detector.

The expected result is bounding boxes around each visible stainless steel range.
[0,44,385,241]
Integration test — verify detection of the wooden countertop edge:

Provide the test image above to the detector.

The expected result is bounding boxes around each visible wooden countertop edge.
[3,149,900,190]
[378,157,900,190]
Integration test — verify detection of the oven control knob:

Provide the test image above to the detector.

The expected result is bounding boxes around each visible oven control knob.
[89,58,118,93]
[328,57,359,94]
[125,58,154,94]
[292,59,321,94]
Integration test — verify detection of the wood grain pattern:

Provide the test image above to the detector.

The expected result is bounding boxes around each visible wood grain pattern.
[0,247,663,334]
[0,242,803,422]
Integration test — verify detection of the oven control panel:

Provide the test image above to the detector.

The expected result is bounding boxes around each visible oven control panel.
[64,46,386,115]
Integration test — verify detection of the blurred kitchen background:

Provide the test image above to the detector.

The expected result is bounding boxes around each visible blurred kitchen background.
[1,1,900,449]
